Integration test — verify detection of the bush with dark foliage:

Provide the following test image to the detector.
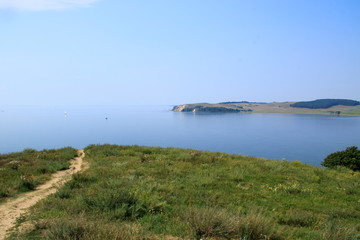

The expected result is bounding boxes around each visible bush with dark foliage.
[322,146,360,171]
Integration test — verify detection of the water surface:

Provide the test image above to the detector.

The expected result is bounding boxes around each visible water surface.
[1,105,359,166]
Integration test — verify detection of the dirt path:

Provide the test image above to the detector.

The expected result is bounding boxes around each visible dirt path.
[0,150,87,240]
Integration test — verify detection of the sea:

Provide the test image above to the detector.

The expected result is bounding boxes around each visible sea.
[1,105,359,166]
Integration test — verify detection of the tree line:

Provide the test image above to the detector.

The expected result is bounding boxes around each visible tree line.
[290,99,360,109]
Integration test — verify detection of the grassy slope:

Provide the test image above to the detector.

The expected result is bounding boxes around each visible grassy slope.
[174,103,246,112]
[342,105,360,116]
[9,145,360,240]
[241,102,360,115]
[174,102,360,115]
[0,147,78,201]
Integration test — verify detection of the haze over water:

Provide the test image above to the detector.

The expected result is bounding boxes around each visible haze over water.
[1,1,359,164]
[1,105,359,166]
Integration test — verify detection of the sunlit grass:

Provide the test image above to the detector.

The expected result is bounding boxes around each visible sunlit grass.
[0,147,78,201]
[9,144,360,239]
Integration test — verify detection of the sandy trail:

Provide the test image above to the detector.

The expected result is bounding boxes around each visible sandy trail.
[0,150,87,240]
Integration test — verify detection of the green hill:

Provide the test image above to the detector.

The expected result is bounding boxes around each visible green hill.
[290,99,360,109]
[9,145,360,240]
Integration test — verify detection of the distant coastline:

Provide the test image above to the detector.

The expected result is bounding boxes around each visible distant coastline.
[172,99,360,116]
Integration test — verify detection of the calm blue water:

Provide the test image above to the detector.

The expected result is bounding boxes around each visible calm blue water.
[1,105,359,166]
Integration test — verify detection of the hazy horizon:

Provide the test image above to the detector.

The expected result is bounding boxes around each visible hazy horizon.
[1,0,359,106]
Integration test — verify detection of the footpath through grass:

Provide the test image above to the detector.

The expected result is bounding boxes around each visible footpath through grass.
[9,145,360,240]
[0,147,78,201]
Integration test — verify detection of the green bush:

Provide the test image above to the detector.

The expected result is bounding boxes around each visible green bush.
[22,148,37,154]
[322,146,360,171]
[321,221,358,240]
[31,218,146,240]
[18,175,37,191]
[184,207,283,240]
[82,189,149,220]
[0,187,11,198]
[278,209,317,227]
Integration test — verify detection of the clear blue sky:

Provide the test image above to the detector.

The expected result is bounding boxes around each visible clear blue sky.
[0,0,359,105]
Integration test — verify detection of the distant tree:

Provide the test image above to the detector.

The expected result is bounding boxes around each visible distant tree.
[322,146,360,171]
[219,101,249,104]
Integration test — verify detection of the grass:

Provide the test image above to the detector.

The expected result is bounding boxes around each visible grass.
[7,144,360,239]
[0,147,78,201]
[342,105,360,116]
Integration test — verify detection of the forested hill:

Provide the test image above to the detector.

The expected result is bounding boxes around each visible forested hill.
[290,99,360,109]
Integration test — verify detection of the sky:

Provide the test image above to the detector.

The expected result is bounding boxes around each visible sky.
[0,0,359,106]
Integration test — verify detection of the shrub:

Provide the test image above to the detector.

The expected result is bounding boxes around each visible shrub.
[329,210,360,219]
[183,207,283,240]
[321,221,358,240]
[37,218,146,240]
[0,187,11,198]
[68,173,96,189]
[18,175,37,191]
[322,146,360,171]
[22,148,37,154]
[278,209,317,227]
[44,219,87,240]
[82,189,148,220]
[55,186,72,199]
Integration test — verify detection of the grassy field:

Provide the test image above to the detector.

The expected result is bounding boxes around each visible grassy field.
[0,147,78,201]
[8,145,360,239]
[341,105,360,116]
[244,102,360,115]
